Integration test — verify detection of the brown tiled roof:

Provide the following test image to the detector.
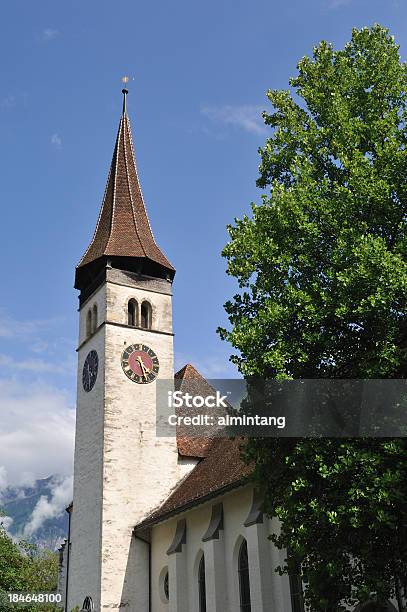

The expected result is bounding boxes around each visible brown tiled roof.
[136,437,252,528]
[175,364,219,459]
[77,99,174,273]
[175,363,203,383]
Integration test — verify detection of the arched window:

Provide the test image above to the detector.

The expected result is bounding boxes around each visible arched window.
[81,596,94,612]
[86,310,92,338]
[140,301,152,329]
[238,539,251,612]
[288,548,304,612]
[128,299,138,327]
[289,573,305,612]
[164,571,169,602]
[159,566,169,604]
[198,554,206,612]
[92,304,98,333]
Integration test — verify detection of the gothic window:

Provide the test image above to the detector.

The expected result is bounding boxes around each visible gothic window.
[140,301,152,329]
[92,304,98,333]
[198,554,206,612]
[289,573,305,612]
[159,566,170,604]
[81,596,94,612]
[86,310,92,338]
[128,299,138,327]
[238,539,251,612]
[164,571,169,602]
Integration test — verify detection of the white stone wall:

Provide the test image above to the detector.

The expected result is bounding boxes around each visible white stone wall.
[78,283,107,346]
[68,301,106,611]
[149,485,293,612]
[151,521,180,612]
[147,487,400,612]
[68,276,196,611]
[105,280,173,333]
[100,279,196,610]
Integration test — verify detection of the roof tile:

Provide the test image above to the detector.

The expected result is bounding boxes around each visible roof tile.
[77,106,174,273]
[175,364,220,458]
[137,437,252,528]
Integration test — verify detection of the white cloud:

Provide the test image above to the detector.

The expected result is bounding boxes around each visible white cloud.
[24,475,73,537]
[0,312,74,367]
[0,466,7,494]
[42,28,60,41]
[30,340,51,355]
[1,515,14,534]
[51,133,62,149]
[0,354,68,374]
[0,379,75,487]
[18,472,37,488]
[0,311,60,340]
[0,468,13,535]
[201,104,267,135]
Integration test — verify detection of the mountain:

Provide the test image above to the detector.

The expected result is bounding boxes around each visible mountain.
[0,475,70,550]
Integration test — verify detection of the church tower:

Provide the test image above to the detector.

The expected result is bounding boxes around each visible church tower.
[67,89,187,611]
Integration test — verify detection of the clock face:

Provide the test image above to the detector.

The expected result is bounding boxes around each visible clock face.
[82,350,99,392]
[121,344,159,384]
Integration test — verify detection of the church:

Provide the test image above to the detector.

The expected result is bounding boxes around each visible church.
[58,90,396,612]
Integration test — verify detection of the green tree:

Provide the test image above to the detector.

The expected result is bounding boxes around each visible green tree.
[219,25,407,611]
[0,519,28,594]
[22,545,59,597]
[0,516,59,612]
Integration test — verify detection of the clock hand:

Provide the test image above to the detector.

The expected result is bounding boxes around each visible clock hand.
[137,356,149,380]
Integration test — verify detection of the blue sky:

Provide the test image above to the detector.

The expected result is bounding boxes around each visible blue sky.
[0,0,406,490]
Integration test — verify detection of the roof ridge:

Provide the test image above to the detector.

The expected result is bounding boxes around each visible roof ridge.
[135,438,251,529]
[175,363,207,380]
[107,116,124,253]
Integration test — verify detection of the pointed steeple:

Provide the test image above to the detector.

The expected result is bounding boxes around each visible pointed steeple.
[75,89,175,292]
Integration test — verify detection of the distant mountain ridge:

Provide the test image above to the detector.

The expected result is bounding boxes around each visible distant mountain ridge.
[0,475,70,550]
